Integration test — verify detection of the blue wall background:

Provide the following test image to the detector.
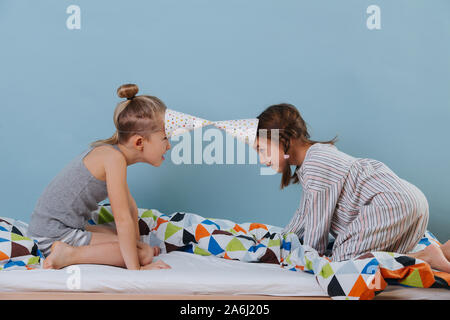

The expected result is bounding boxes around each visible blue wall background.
[1,0,449,240]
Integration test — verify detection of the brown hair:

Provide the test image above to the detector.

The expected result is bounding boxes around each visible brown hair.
[90,84,167,148]
[256,103,337,189]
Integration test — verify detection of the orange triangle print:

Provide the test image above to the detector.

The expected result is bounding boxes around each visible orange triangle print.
[249,223,268,231]
[348,275,372,299]
[418,263,438,288]
[0,250,9,261]
[155,218,168,231]
[233,224,247,234]
[195,224,210,242]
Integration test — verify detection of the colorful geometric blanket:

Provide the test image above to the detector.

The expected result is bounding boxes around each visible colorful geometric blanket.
[0,217,44,270]
[2,206,448,300]
[90,206,450,300]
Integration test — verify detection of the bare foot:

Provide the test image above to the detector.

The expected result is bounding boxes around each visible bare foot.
[43,241,74,270]
[408,243,450,273]
[440,240,450,262]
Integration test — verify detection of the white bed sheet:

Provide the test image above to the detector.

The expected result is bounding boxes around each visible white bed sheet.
[1,251,448,299]
[0,251,325,296]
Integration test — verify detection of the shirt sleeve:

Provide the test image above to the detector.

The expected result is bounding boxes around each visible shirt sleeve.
[292,145,347,255]
[301,183,335,255]
[282,192,308,239]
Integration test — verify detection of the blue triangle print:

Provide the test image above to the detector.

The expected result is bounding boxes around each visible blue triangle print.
[282,240,291,251]
[183,244,194,253]
[361,258,380,275]
[418,238,431,246]
[208,236,224,255]
[202,219,220,230]
[248,243,265,253]
[4,260,25,269]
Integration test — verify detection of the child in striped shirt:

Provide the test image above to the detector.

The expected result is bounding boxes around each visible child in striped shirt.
[254,103,450,272]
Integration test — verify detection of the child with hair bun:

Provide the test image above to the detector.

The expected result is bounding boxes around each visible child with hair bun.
[28,84,171,270]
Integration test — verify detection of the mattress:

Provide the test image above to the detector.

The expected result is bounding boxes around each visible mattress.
[0,251,325,296]
[1,251,448,300]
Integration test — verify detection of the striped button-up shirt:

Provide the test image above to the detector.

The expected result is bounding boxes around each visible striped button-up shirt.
[283,143,428,261]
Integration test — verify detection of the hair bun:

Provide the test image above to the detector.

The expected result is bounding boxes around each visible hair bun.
[117,84,139,99]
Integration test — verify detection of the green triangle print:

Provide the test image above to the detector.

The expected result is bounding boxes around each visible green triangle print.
[225,238,247,252]
[27,256,40,265]
[268,239,280,247]
[305,256,313,271]
[11,233,31,242]
[194,246,211,256]
[400,268,424,288]
[141,210,157,221]
[98,207,114,224]
[165,223,182,240]
[319,263,334,279]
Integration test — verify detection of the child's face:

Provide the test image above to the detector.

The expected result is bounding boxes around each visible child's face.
[142,129,171,167]
[254,137,286,173]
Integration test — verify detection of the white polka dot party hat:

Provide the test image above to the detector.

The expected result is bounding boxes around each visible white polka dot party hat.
[212,119,259,146]
[165,108,213,138]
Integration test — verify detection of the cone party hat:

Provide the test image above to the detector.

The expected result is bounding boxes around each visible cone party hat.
[165,108,213,138]
[212,118,259,146]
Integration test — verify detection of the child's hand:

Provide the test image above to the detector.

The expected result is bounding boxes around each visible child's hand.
[140,260,171,270]
[153,246,161,257]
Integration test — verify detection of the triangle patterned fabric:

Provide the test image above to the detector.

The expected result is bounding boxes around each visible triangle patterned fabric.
[0,217,44,270]
[89,206,450,300]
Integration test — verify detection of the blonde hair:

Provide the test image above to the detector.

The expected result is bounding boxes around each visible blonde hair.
[90,84,167,148]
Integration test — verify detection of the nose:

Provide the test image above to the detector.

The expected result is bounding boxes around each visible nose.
[259,153,268,165]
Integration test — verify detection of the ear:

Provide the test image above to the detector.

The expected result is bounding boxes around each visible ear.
[131,135,144,150]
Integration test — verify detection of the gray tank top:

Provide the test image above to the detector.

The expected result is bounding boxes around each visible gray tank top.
[28,144,121,238]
